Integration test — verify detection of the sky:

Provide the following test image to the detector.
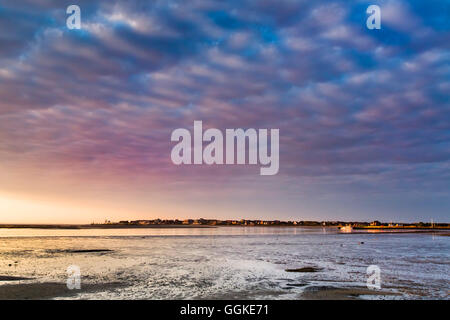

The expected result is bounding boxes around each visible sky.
[0,0,449,223]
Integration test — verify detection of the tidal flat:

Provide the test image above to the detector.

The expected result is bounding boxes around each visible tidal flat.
[0,226,448,299]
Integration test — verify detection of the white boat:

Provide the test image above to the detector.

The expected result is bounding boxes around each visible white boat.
[340,225,353,232]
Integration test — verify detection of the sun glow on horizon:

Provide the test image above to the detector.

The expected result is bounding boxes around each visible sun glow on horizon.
[0,192,138,224]
[0,193,84,224]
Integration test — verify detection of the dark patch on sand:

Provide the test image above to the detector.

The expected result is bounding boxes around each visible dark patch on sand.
[301,285,401,300]
[68,249,113,253]
[0,276,33,281]
[286,283,308,287]
[46,249,113,254]
[285,267,322,273]
[0,282,124,299]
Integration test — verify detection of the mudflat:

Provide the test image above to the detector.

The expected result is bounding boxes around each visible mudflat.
[0,282,124,300]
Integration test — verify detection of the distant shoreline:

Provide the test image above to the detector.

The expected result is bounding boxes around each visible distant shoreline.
[0,223,449,231]
[0,224,215,230]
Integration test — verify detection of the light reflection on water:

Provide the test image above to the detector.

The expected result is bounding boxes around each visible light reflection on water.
[0,226,337,238]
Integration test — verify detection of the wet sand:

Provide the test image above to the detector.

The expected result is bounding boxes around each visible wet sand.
[0,276,33,281]
[300,285,402,300]
[0,281,124,300]
[1,227,447,299]
[0,280,407,300]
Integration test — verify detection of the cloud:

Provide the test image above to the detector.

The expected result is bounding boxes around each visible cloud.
[0,0,449,220]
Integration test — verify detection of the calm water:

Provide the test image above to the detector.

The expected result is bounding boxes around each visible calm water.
[0,227,448,299]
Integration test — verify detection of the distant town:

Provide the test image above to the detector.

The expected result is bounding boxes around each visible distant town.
[94,219,450,229]
[0,219,449,230]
